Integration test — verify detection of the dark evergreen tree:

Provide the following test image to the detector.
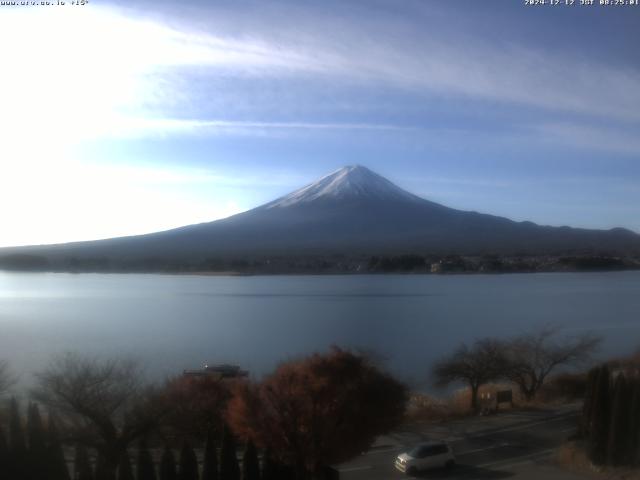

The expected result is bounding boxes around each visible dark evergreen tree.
[27,403,48,480]
[47,413,71,480]
[117,451,135,480]
[0,425,9,476]
[628,379,640,466]
[74,444,94,480]
[580,368,599,437]
[95,451,114,480]
[275,463,294,480]
[242,440,260,480]
[178,440,199,480]
[137,440,157,480]
[219,426,240,480]
[9,398,28,480]
[159,446,178,480]
[589,365,611,465]
[607,374,630,465]
[260,450,277,480]
[202,430,218,480]
[260,450,294,480]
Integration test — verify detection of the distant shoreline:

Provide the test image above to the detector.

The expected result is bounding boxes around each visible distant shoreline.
[2,266,640,277]
[178,270,248,276]
[174,267,640,277]
[1,252,639,276]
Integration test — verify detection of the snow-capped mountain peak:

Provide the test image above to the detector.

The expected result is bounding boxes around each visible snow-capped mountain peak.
[265,165,420,208]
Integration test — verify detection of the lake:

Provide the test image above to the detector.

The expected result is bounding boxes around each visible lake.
[1,271,639,391]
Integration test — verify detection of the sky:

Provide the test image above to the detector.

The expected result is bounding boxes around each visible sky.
[1,0,639,247]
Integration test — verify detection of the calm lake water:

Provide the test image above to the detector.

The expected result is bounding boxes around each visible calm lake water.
[1,271,639,390]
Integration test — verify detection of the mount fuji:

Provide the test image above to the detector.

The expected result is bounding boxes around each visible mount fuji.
[2,165,640,270]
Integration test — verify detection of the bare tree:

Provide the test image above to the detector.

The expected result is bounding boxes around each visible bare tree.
[0,359,15,396]
[504,327,601,401]
[31,353,165,479]
[432,338,507,410]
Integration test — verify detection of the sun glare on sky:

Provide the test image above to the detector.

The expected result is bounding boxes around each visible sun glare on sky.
[0,5,247,247]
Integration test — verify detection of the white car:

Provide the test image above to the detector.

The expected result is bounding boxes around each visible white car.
[395,441,456,476]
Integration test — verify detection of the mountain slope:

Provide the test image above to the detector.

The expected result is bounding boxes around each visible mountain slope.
[2,165,640,267]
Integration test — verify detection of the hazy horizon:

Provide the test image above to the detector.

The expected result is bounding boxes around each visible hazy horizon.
[1,1,639,247]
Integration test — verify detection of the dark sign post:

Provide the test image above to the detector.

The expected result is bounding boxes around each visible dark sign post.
[479,392,494,414]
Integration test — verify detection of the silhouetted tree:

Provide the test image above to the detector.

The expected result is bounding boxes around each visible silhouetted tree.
[504,328,600,400]
[9,398,28,480]
[0,425,9,476]
[220,425,240,480]
[242,440,260,480]
[629,379,640,465]
[275,464,295,480]
[261,450,277,480]
[32,354,165,476]
[202,430,218,480]
[159,447,178,480]
[178,440,198,480]
[228,348,407,479]
[432,339,506,410]
[136,440,157,480]
[117,451,134,480]
[95,452,113,480]
[260,451,293,480]
[589,365,611,465]
[27,403,48,480]
[47,414,70,480]
[607,374,631,466]
[74,444,94,480]
[580,368,599,437]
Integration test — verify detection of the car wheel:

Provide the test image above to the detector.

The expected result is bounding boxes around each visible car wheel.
[406,466,417,476]
[445,459,455,470]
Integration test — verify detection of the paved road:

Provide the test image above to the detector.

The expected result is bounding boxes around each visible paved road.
[337,405,589,479]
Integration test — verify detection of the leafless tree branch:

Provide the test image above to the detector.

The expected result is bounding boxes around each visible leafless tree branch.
[504,327,601,400]
[432,338,507,410]
[30,353,164,476]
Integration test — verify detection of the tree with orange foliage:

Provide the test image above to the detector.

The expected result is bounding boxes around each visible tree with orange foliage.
[227,347,407,480]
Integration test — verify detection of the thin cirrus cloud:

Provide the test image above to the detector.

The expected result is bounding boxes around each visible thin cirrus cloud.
[2,2,637,147]
[105,118,418,138]
[534,122,640,156]
[123,5,640,164]
[124,3,640,122]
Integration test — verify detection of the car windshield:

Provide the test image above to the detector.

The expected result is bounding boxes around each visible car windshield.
[408,446,424,457]
[409,444,437,457]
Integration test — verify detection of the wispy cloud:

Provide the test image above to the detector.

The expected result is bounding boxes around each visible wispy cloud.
[119,3,640,123]
[3,3,638,147]
[101,117,418,138]
[533,122,640,156]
